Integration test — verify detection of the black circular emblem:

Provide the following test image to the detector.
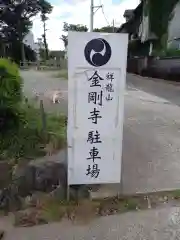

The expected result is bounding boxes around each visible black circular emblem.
[84,38,111,67]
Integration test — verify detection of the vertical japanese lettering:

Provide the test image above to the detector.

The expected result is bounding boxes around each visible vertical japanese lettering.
[88,91,103,106]
[88,108,102,124]
[86,146,101,162]
[87,130,102,144]
[105,72,115,101]
[86,70,113,179]
[88,71,104,87]
[86,164,100,178]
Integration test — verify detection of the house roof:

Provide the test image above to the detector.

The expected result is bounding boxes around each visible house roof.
[117,1,143,33]
[123,9,134,18]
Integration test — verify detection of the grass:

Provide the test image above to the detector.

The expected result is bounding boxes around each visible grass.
[0,101,67,162]
[13,189,180,227]
[53,69,68,80]
[11,192,157,226]
[170,189,180,199]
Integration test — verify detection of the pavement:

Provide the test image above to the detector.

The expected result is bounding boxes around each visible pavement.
[127,73,180,107]
[2,70,179,239]
[122,86,180,194]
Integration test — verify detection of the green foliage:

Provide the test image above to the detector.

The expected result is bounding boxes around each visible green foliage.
[0,58,23,134]
[152,48,180,57]
[60,22,88,49]
[39,0,53,15]
[148,0,179,49]
[49,50,65,60]
[62,22,88,32]
[40,0,53,60]
[94,26,118,33]
[0,0,53,62]
[165,48,180,57]
[0,102,67,161]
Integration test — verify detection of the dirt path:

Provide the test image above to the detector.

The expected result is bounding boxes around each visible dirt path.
[21,69,68,115]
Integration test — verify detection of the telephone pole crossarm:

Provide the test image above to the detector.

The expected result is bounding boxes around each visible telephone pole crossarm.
[90,0,102,32]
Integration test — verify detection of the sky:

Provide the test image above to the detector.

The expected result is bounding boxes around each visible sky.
[32,0,140,50]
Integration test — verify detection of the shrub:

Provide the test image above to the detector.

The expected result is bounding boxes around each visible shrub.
[164,48,180,57]
[0,58,23,135]
[152,48,180,57]
[0,102,67,161]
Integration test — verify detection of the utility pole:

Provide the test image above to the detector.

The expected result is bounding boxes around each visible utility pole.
[90,0,93,32]
[112,19,115,33]
[90,0,102,32]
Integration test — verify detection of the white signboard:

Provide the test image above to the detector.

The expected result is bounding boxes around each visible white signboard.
[68,32,128,185]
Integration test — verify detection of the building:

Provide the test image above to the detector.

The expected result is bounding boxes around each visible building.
[23,31,35,50]
[23,32,45,60]
[119,0,180,52]
[123,9,134,22]
[117,2,143,41]
[168,1,180,49]
[117,1,158,56]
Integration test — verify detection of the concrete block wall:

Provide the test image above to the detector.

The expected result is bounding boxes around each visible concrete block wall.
[127,57,180,81]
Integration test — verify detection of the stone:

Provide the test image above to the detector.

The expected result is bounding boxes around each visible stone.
[69,185,90,201]
[12,150,67,197]
[50,185,66,200]
[0,185,22,213]
[0,161,12,189]
[11,150,90,201]
[0,230,4,240]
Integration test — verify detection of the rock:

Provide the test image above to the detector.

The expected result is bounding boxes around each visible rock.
[0,230,5,240]
[0,161,12,189]
[50,185,66,200]
[24,194,40,208]
[12,150,90,201]
[0,185,22,213]
[12,150,67,197]
[69,185,90,201]
[12,164,36,197]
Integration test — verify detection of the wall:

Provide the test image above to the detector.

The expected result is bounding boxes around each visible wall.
[168,2,180,47]
[127,56,180,81]
[23,31,35,50]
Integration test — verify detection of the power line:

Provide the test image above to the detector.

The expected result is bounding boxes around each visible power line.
[101,5,110,26]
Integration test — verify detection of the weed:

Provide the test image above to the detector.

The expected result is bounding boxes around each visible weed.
[53,69,68,79]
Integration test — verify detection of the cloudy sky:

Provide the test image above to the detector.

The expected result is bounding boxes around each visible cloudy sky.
[32,0,140,50]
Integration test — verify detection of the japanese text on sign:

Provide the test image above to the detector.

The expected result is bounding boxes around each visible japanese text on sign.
[86,70,115,179]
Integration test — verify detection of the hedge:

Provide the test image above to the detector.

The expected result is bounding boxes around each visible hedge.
[0,58,23,135]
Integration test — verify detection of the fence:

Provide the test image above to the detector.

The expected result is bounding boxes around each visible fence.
[20,59,67,70]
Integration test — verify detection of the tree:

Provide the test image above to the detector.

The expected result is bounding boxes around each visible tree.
[60,35,68,49]
[0,0,53,62]
[40,0,53,60]
[94,26,118,33]
[60,22,88,49]
[148,0,179,49]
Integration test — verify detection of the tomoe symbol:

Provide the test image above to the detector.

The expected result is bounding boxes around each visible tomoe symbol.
[84,38,112,67]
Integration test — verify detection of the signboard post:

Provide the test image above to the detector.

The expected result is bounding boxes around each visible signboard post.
[68,32,128,186]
